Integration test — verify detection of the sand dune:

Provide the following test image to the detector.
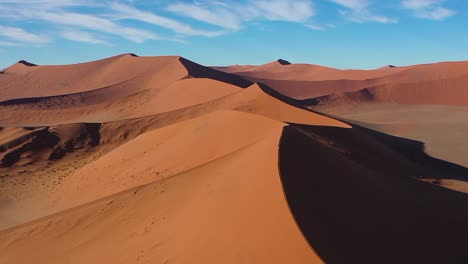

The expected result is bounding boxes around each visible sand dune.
[54,110,289,209]
[0,54,184,101]
[0,82,347,230]
[217,59,468,180]
[217,60,468,107]
[0,82,347,172]
[0,54,253,126]
[214,59,410,81]
[2,54,468,263]
[54,106,345,211]
[0,110,322,264]
[0,78,241,126]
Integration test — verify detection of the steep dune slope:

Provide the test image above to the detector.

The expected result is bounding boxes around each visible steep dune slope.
[0,110,323,264]
[54,110,288,210]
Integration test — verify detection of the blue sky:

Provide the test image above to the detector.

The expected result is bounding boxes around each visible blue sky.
[0,0,467,69]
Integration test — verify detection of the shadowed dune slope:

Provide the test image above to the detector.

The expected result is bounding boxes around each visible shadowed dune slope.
[0,110,323,264]
[180,57,252,88]
[280,124,468,264]
[324,104,468,170]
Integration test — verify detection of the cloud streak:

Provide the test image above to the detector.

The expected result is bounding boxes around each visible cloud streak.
[0,0,458,47]
[330,0,398,24]
[167,0,316,31]
[61,30,111,45]
[110,3,224,37]
[0,26,50,45]
[32,11,159,43]
[402,0,455,20]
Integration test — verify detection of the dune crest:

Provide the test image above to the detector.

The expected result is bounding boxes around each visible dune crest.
[0,110,323,264]
[2,54,468,264]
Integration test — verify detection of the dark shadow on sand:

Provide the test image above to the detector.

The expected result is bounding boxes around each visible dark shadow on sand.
[279,123,468,264]
[179,57,252,88]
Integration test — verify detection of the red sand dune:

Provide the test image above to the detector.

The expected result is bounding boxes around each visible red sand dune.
[0,78,241,126]
[0,110,323,264]
[216,60,468,107]
[2,54,468,264]
[214,59,410,81]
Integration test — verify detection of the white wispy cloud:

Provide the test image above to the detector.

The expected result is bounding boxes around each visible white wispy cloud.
[167,2,243,30]
[330,0,370,10]
[330,0,398,24]
[167,0,316,31]
[110,3,224,37]
[0,0,455,49]
[61,30,111,45]
[305,23,336,31]
[0,0,94,7]
[32,11,159,43]
[0,1,159,43]
[402,0,455,20]
[0,26,50,45]
[253,0,316,22]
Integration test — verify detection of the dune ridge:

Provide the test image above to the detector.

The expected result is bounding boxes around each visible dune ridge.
[2,54,468,264]
[0,110,323,264]
[217,60,468,107]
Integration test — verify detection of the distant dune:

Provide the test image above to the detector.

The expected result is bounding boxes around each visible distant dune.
[1,54,468,263]
[216,58,468,173]
[215,60,468,106]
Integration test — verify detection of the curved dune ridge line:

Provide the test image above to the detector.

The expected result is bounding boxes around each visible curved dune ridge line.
[0,54,254,126]
[0,81,349,128]
[0,96,349,228]
[0,82,348,216]
[0,78,241,126]
[0,110,323,264]
[53,110,289,209]
[0,53,251,102]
